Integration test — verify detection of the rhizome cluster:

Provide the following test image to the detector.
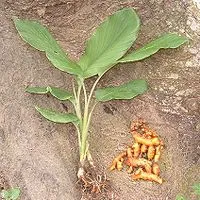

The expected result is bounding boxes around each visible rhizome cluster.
[110,119,164,184]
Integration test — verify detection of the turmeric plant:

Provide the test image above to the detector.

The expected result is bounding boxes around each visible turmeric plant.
[1,188,20,200]
[176,183,200,200]
[14,8,188,190]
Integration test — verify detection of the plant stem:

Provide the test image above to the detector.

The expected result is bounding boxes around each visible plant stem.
[72,81,83,157]
[86,102,98,130]
[73,74,104,165]
[77,84,82,123]
[74,123,81,152]
[72,81,83,125]
[79,75,103,163]
[80,103,89,162]
[82,82,88,107]
[87,75,103,107]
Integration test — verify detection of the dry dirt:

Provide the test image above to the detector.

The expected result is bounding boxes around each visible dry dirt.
[0,0,200,200]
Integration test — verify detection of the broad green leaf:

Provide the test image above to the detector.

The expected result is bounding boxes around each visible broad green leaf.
[95,79,147,102]
[175,194,186,200]
[26,86,48,94]
[193,183,200,196]
[14,19,82,76]
[1,188,21,200]
[47,87,73,100]
[78,8,140,78]
[46,50,82,76]
[119,33,188,63]
[26,86,73,101]
[35,106,79,123]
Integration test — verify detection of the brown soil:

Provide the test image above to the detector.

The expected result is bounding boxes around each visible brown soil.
[0,0,199,199]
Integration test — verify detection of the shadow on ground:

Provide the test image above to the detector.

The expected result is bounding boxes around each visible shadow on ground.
[0,0,199,199]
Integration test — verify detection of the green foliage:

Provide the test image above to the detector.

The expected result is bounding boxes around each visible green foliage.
[175,195,186,200]
[26,86,48,94]
[95,79,147,102]
[26,86,73,101]
[35,106,79,123]
[176,182,200,200]
[119,33,188,63]
[78,8,140,78]
[14,9,187,81]
[48,86,73,101]
[14,19,82,76]
[14,8,188,164]
[192,183,200,196]
[1,188,20,200]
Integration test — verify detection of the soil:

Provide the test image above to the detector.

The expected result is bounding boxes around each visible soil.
[0,0,200,199]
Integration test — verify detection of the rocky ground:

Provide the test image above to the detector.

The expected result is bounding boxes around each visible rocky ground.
[0,0,199,199]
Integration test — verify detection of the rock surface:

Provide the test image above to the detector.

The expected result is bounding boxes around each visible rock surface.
[0,0,199,199]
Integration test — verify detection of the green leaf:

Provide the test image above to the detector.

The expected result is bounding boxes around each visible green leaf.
[175,194,186,200]
[95,79,147,102]
[26,86,73,101]
[14,19,82,76]
[35,106,79,123]
[26,86,49,94]
[1,188,21,200]
[47,86,73,100]
[193,183,200,196]
[119,33,188,63]
[46,50,82,76]
[78,8,140,78]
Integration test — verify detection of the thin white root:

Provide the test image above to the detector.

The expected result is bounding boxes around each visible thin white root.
[87,151,95,168]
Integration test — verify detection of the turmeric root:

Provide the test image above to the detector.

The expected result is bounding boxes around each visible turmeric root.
[141,144,148,153]
[144,130,158,138]
[144,163,152,173]
[133,134,160,146]
[110,119,164,184]
[132,142,140,158]
[152,163,160,175]
[127,166,133,174]
[127,147,133,158]
[130,119,145,131]
[126,157,152,173]
[126,157,152,168]
[110,152,126,171]
[116,159,123,171]
[132,169,163,184]
[154,145,162,162]
[147,146,156,160]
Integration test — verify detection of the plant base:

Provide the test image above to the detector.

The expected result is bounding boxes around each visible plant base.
[77,163,120,199]
[77,165,107,195]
